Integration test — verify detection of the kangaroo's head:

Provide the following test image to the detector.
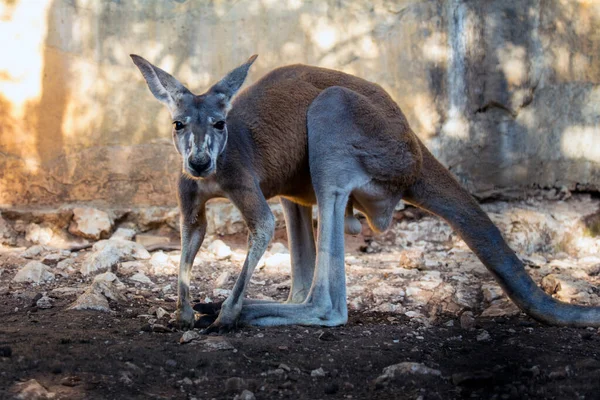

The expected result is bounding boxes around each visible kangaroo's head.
[131,54,257,179]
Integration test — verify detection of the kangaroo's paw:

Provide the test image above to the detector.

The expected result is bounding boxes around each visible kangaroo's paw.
[175,303,196,331]
[192,301,224,315]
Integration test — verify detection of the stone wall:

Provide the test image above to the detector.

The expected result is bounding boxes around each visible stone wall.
[0,0,599,208]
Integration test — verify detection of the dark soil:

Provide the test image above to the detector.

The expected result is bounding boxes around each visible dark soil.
[1,293,600,399]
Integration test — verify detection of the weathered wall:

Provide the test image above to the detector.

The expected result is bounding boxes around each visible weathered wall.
[0,0,599,207]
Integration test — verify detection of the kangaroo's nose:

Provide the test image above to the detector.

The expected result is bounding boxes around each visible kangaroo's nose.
[188,156,211,173]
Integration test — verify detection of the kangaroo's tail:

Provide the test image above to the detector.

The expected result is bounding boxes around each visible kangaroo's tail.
[403,145,600,327]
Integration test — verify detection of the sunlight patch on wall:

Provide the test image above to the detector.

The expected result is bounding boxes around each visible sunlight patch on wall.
[497,44,527,87]
[561,125,600,162]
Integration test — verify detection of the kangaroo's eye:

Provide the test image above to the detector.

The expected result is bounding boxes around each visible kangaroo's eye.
[173,121,184,131]
[213,121,225,130]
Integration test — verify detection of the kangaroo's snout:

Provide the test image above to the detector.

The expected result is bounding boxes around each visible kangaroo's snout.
[187,153,213,177]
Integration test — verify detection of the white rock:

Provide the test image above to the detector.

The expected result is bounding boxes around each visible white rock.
[375,362,441,386]
[10,379,55,399]
[13,261,55,284]
[36,294,53,309]
[262,253,291,273]
[110,227,136,241]
[180,330,201,344]
[197,336,235,351]
[130,272,154,285]
[156,307,168,320]
[476,330,491,342]
[235,390,256,400]
[150,251,177,275]
[269,242,289,254]
[82,239,150,276]
[68,289,111,312]
[20,245,49,259]
[311,367,326,377]
[25,223,54,245]
[207,239,232,260]
[69,207,113,240]
[481,284,504,302]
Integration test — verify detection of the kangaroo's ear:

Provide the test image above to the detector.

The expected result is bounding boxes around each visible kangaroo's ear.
[210,54,258,106]
[130,54,190,109]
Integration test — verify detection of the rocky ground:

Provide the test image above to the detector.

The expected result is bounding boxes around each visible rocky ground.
[1,194,600,399]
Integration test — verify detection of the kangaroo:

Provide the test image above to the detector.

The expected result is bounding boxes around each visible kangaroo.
[131,54,600,332]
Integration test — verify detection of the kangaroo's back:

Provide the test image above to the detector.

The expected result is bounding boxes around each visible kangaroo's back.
[228,64,414,204]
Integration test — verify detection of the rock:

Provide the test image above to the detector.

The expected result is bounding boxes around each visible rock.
[459,311,475,330]
[36,294,53,309]
[13,261,55,284]
[269,242,289,254]
[68,272,125,312]
[262,253,291,273]
[480,298,521,318]
[234,390,256,400]
[82,239,150,276]
[150,251,177,275]
[130,272,154,285]
[41,253,66,267]
[215,271,231,288]
[68,288,111,312]
[155,307,168,320]
[135,233,171,248]
[311,367,326,377]
[110,227,136,241]
[68,207,113,240]
[541,274,562,295]
[180,330,201,344]
[207,239,232,260]
[481,284,503,302]
[0,215,17,246]
[25,223,54,245]
[20,245,49,259]
[476,330,491,342]
[375,362,441,387]
[10,379,55,399]
[198,336,235,351]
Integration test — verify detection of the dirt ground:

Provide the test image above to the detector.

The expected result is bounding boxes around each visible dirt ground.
[1,197,600,399]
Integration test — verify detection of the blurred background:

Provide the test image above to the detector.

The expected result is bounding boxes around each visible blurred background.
[0,0,599,208]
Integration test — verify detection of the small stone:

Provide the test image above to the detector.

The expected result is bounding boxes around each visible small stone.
[13,261,55,284]
[81,239,151,276]
[155,307,168,320]
[235,390,256,400]
[11,379,55,399]
[311,367,326,377]
[541,274,562,295]
[476,330,491,342]
[375,362,441,387]
[460,311,475,330]
[41,253,65,267]
[68,289,111,312]
[69,207,113,240]
[180,330,201,344]
[207,239,232,260]
[20,245,49,259]
[198,336,235,351]
[165,359,177,368]
[318,331,338,341]
[481,284,503,302]
[110,228,136,241]
[36,294,53,309]
[480,298,521,318]
[135,233,171,248]
[130,272,154,285]
[150,251,177,275]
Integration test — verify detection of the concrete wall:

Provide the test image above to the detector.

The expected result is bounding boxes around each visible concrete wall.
[0,0,599,207]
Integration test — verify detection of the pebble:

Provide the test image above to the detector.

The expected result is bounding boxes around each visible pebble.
[234,390,256,400]
[12,261,55,284]
[311,367,326,377]
[459,311,475,330]
[476,330,491,342]
[130,272,154,285]
[180,330,201,344]
[36,294,53,309]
